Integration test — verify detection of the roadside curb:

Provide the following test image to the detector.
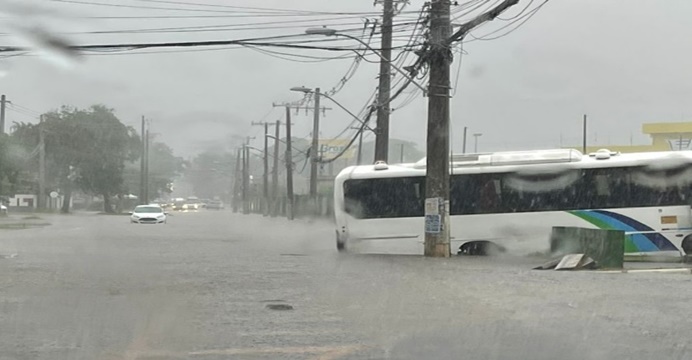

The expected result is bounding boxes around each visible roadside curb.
[597,268,692,274]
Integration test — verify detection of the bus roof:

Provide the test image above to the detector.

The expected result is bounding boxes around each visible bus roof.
[336,149,692,181]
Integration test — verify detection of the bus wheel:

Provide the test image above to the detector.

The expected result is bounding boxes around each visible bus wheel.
[682,235,692,255]
[458,241,506,256]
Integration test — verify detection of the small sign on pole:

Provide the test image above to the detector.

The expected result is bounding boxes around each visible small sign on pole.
[425,197,444,234]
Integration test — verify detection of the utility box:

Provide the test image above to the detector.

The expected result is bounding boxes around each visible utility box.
[550,227,625,269]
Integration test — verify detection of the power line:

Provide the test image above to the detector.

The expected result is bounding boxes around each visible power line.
[468,0,549,41]
[9,103,41,115]
[52,0,422,16]
[322,20,378,97]
[498,0,535,20]
[243,45,355,63]
[7,107,39,120]
[5,17,422,37]
[52,0,306,15]
[0,37,413,54]
[132,0,416,16]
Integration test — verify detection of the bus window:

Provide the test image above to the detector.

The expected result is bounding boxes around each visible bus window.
[479,178,501,213]
[501,169,583,213]
[343,177,424,219]
[450,174,503,215]
[586,169,630,208]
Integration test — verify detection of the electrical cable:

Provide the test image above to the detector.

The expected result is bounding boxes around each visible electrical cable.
[8,103,42,115]
[52,0,422,17]
[468,0,548,41]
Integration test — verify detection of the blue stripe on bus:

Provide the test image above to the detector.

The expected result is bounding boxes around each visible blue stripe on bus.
[582,210,659,252]
[593,210,678,251]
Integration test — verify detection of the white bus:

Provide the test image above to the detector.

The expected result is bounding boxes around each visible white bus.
[333,149,692,258]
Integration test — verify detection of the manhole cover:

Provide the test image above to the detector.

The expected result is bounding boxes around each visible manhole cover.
[266,304,294,311]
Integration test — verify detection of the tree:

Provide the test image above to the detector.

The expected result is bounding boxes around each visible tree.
[68,105,139,213]
[0,133,24,197]
[147,141,184,199]
[122,140,184,201]
[186,150,235,200]
[12,105,139,213]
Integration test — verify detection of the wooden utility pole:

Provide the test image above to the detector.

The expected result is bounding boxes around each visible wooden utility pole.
[357,130,364,165]
[251,121,270,216]
[242,144,249,214]
[140,116,146,205]
[374,0,394,163]
[423,0,520,257]
[144,128,150,205]
[310,88,321,202]
[272,101,327,219]
[271,120,280,216]
[232,147,241,213]
[0,95,7,135]
[37,123,46,210]
[462,126,468,154]
[285,107,294,220]
[242,136,255,214]
[424,0,452,257]
[582,114,587,154]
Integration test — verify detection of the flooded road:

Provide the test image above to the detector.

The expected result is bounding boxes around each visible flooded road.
[0,211,690,359]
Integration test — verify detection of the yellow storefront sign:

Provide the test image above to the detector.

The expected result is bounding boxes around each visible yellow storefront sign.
[318,139,356,160]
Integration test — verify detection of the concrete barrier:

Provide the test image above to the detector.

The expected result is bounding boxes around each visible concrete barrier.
[550,227,624,269]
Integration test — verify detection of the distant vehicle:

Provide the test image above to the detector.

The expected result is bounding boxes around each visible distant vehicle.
[171,198,186,211]
[152,199,171,209]
[184,196,202,211]
[130,205,167,224]
[207,200,224,210]
[335,149,692,258]
[0,204,7,216]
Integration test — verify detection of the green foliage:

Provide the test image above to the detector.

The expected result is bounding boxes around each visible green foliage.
[9,105,145,213]
[186,150,235,199]
[147,142,184,197]
[122,141,184,199]
[0,133,25,195]
[70,105,137,198]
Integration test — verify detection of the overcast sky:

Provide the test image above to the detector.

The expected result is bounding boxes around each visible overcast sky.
[1,0,692,158]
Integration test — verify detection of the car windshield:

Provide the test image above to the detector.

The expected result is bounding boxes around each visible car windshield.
[134,206,162,213]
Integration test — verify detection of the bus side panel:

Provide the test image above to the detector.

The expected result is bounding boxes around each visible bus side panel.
[341,206,690,257]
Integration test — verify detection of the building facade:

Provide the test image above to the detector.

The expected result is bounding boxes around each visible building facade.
[579,122,692,154]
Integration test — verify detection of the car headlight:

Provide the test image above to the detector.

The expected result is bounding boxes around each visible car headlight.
[132,215,140,219]
[157,214,165,218]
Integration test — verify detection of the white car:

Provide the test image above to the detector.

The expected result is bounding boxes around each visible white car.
[130,205,167,224]
[0,204,7,216]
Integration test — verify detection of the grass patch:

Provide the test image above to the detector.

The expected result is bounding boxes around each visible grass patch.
[0,222,51,230]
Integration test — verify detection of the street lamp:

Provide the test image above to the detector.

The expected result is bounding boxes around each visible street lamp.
[304,28,427,94]
[265,134,310,156]
[473,133,483,153]
[245,145,264,154]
